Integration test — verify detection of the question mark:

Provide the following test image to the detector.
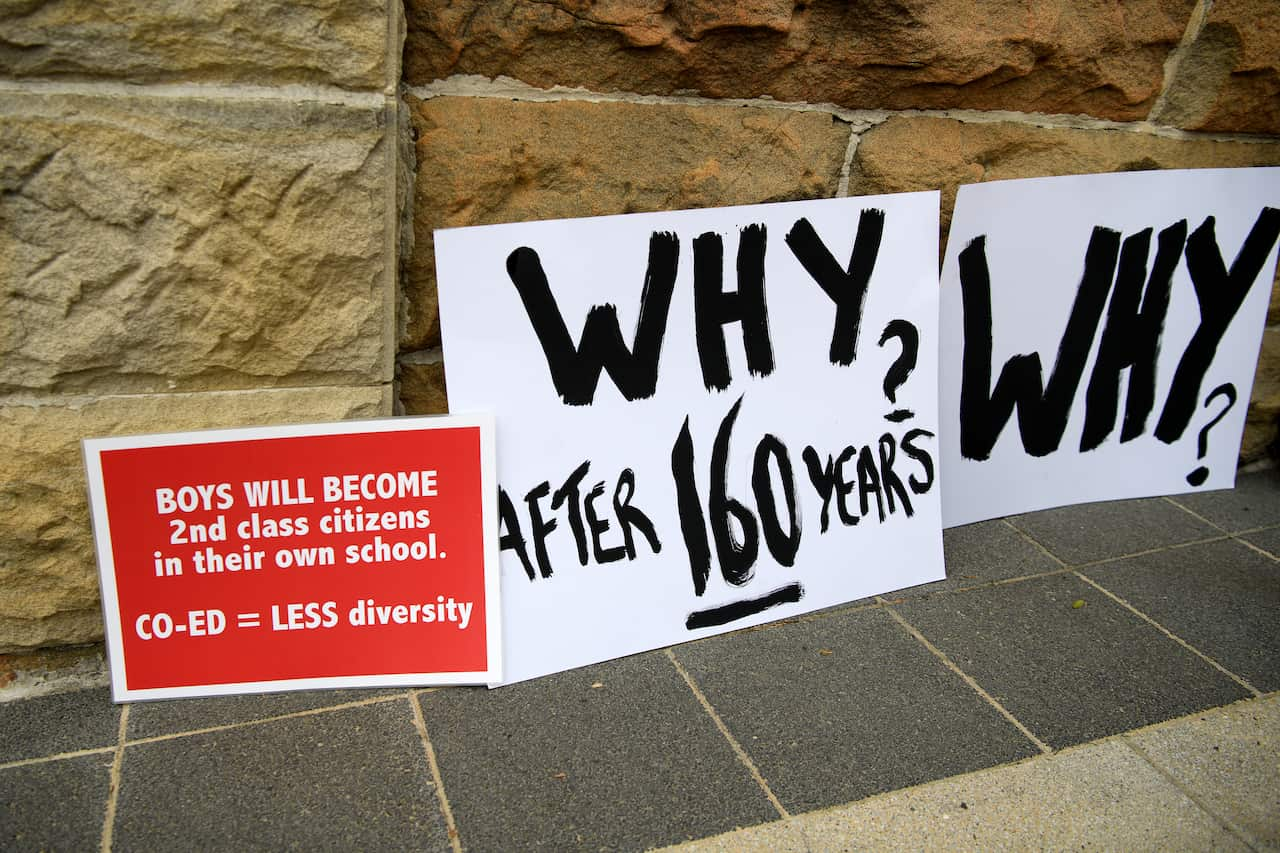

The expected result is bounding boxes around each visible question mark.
[1186,382,1238,487]
[878,319,918,423]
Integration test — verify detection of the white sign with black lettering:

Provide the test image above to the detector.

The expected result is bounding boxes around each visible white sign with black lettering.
[436,194,946,685]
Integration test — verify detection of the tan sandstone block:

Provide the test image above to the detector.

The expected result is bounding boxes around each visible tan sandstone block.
[403,95,848,349]
[400,360,449,416]
[0,0,391,90]
[1242,328,1280,462]
[1,92,392,394]
[849,116,1280,242]
[0,386,390,653]
[405,0,1192,120]
[1154,0,1280,135]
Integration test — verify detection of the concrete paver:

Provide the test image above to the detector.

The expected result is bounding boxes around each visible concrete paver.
[894,519,1063,600]
[0,755,113,851]
[113,700,449,850]
[0,686,119,762]
[894,573,1249,748]
[668,698,1278,852]
[673,606,1039,814]
[1127,695,1280,850]
[1008,497,1217,564]
[1171,469,1280,532]
[419,651,779,852]
[1084,538,1280,691]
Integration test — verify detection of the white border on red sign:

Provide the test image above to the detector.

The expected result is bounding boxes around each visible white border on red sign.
[82,413,501,702]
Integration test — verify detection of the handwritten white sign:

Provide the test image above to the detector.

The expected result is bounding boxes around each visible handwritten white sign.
[436,194,946,684]
[940,168,1280,527]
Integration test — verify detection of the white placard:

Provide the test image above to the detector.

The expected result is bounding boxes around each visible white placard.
[940,168,1280,528]
[436,194,946,685]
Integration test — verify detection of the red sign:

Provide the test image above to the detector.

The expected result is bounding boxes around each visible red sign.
[83,416,500,701]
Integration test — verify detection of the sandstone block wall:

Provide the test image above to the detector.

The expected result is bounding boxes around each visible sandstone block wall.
[399,0,1280,462]
[3,0,1279,653]
[0,2,405,651]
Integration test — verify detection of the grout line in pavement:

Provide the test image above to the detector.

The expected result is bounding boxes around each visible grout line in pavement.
[1162,495,1230,533]
[0,745,116,772]
[1000,516,1245,570]
[877,565,1077,603]
[100,704,129,852]
[665,648,791,819]
[1120,734,1259,849]
[1069,533,1236,569]
[880,601,1053,755]
[1230,533,1280,562]
[1000,517,1071,568]
[1073,571,1262,698]
[120,693,410,749]
[410,693,463,853]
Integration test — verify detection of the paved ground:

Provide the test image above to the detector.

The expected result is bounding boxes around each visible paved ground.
[2,469,1278,851]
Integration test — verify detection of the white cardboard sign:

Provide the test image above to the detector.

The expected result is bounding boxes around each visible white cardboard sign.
[940,168,1280,528]
[436,194,946,685]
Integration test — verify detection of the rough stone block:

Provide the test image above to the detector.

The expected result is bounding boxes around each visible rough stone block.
[0,386,390,653]
[1,92,393,394]
[0,0,391,90]
[849,116,1280,464]
[399,359,448,416]
[1153,0,1280,134]
[405,0,1193,120]
[1243,328,1280,462]
[403,95,848,349]
[849,116,1280,243]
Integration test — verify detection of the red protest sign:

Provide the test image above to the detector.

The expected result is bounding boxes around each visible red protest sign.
[83,415,500,701]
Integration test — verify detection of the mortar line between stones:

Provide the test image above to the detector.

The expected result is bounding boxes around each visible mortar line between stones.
[664,648,791,819]
[99,704,129,853]
[1147,0,1215,121]
[409,693,463,853]
[385,0,402,97]
[836,126,861,197]
[0,78,384,108]
[382,93,401,391]
[1072,571,1262,698]
[0,383,393,409]
[1120,734,1260,849]
[404,77,1280,144]
[880,601,1052,754]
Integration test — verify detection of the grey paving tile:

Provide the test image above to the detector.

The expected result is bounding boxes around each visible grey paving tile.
[113,700,448,851]
[1171,468,1280,532]
[128,687,406,739]
[894,520,1063,599]
[895,574,1249,749]
[0,754,113,851]
[0,687,119,762]
[420,651,778,853]
[1084,539,1280,691]
[673,607,1039,814]
[1008,497,1217,565]
[1241,525,1280,558]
